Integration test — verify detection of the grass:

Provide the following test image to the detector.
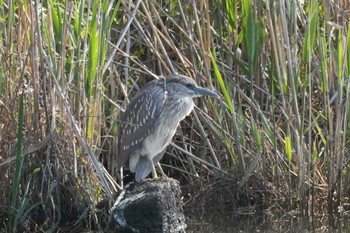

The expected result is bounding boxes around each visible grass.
[0,0,350,231]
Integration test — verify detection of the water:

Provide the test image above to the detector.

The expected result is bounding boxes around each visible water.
[186,213,350,233]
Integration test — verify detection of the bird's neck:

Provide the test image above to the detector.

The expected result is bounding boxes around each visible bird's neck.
[162,96,194,126]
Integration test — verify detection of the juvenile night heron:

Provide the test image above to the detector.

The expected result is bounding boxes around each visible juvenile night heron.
[116,74,219,181]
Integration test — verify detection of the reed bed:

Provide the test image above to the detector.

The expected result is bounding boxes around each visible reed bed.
[0,0,349,231]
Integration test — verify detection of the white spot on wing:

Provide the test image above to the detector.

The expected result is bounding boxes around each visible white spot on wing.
[151,105,157,118]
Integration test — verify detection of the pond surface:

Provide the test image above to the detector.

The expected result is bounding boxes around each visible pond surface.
[186,213,350,233]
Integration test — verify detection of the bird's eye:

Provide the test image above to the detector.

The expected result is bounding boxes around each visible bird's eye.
[186,83,193,88]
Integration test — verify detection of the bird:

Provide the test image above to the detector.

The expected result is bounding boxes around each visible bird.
[116,74,219,182]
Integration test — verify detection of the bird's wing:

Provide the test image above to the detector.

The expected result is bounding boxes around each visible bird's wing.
[117,79,166,168]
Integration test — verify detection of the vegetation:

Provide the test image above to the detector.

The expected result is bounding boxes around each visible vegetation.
[0,0,350,231]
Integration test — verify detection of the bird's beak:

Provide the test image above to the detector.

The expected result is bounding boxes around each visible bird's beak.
[193,86,220,98]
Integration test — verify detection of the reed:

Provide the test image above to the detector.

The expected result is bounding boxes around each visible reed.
[1,0,350,231]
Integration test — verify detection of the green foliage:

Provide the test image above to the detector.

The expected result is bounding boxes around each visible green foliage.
[318,22,328,93]
[241,0,264,76]
[210,50,234,114]
[302,0,319,63]
[1,0,350,230]
[50,1,63,51]
[284,136,292,162]
[226,0,236,31]
[86,1,99,99]
[12,168,41,230]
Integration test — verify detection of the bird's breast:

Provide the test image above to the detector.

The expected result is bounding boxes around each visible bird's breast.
[164,96,195,122]
[139,96,195,160]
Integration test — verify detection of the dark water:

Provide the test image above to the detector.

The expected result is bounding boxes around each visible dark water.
[186,214,350,233]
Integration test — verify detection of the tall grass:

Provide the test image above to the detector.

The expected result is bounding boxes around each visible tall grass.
[0,0,350,231]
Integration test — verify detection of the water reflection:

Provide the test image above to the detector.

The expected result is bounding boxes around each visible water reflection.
[186,213,350,233]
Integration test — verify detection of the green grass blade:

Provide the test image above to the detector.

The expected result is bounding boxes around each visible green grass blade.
[226,0,236,31]
[285,136,292,162]
[210,50,234,114]
[86,1,100,139]
[109,0,122,29]
[312,112,327,145]
[302,0,318,62]
[337,30,343,80]
[85,1,99,98]
[13,168,41,228]
[50,0,62,50]
[319,21,327,93]
[242,0,255,72]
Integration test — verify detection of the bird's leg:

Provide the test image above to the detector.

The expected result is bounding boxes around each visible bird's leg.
[157,163,168,178]
[120,167,124,189]
[151,159,158,179]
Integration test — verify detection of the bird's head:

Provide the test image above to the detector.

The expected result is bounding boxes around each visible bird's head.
[165,75,219,99]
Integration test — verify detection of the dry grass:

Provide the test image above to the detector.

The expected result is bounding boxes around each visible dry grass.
[1,0,350,231]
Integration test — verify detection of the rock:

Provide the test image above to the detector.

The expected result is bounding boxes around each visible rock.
[111,178,187,233]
